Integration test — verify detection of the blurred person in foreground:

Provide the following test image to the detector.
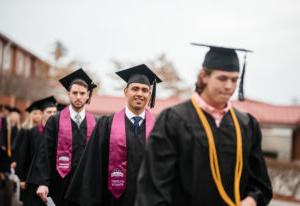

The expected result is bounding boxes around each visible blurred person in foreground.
[135,43,273,206]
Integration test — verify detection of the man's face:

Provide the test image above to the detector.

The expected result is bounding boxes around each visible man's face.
[31,110,42,124]
[9,112,20,126]
[43,107,57,123]
[202,70,239,108]
[68,84,89,111]
[124,83,151,113]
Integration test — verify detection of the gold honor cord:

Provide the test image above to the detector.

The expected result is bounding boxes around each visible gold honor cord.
[191,97,243,206]
[7,126,12,157]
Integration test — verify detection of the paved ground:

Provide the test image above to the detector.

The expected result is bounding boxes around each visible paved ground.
[270,200,300,206]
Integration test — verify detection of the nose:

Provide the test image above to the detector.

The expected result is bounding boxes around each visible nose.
[75,93,81,98]
[224,80,234,90]
[136,89,143,96]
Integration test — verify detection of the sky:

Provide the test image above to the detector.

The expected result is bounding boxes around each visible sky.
[0,0,299,105]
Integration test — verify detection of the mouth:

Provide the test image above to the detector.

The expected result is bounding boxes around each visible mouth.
[74,101,82,105]
[134,98,144,104]
[220,93,232,97]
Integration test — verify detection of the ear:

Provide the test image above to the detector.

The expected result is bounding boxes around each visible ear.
[123,87,128,97]
[200,70,209,84]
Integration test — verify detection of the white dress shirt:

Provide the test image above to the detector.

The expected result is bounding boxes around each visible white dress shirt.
[69,105,85,125]
[125,106,145,126]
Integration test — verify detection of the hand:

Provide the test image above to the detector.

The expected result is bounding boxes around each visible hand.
[36,185,49,202]
[20,181,27,190]
[241,196,257,206]
[11,161,17,169]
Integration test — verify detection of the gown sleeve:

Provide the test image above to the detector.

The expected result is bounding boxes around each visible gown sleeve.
[245,114,273,205]
[14,128,30,181]
[27,116,57,186]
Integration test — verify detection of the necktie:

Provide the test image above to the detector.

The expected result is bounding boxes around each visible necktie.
[132,116,142,136]
[75,113,81,127]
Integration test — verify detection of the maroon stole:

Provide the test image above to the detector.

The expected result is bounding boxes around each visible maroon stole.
[56,107,96,178]
[108,108,155,199]
[38,124,45,134]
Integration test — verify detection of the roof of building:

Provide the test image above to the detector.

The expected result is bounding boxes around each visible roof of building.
[87,95,300,126]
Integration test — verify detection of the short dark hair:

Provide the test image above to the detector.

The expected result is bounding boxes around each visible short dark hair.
[194,68,213,95]
[69,79,88,90]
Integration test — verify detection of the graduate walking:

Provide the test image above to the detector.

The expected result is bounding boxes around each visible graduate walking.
[135,44,273,206]
[34,68,97,206]
[65,64,161,206]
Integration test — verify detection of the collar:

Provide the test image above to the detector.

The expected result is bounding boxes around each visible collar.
[125,106,145,125]
[193,92,231,126]
[69,105,86,122]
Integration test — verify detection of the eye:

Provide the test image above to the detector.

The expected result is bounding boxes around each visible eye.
[142,88,149,93]
[217,76,227,81]
[132,87,138,91]
[232,78,238,83]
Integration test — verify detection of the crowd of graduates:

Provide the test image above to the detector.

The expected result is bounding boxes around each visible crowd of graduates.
[0,44,273,206]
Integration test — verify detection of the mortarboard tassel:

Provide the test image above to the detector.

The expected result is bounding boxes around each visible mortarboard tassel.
[149,79,157,108]
[238,54,247,101]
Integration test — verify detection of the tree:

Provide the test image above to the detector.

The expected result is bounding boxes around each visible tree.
[0,71,54,100]
[110,53,192,98]
[49,41,101,102]
[50,41,68,71]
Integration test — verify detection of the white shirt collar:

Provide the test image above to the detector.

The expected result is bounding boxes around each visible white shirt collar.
[69,105,85,123]
[125,106,145,125]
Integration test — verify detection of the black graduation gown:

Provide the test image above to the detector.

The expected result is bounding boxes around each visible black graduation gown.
[14,126,45,206]
[29,113,95,206]
[135,100,273,206]
[0,117,13,173]
[14,128,29,180]
[10,126,19,154]
[0,117,9,173]
[65,114,147,206]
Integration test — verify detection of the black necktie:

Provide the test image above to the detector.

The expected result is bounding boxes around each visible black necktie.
[132,116,142,136]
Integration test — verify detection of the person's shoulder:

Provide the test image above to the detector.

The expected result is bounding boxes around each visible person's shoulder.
[49,112,61,122]
[94,114,113,128]
[232,107,259,127]
[29,125,39,133]
[158,100,193,121]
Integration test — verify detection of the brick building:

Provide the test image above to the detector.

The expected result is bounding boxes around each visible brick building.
[0,32,51,113]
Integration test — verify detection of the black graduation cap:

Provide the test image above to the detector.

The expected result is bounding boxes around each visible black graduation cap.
[56,102,68,112]
[9,107,21,114]
[3,105,11,111]
[27,96,57,112]
[191,43,253,101]
[59,68,97,91]
[59,68,97,103]
[26,101,41,113]
[116,64,162,108]
[37,96,57,111]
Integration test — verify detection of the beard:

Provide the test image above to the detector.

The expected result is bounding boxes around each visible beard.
[71,100,85,111]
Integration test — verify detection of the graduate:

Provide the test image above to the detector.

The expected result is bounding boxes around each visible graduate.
[35,68,97,205]
[12,98,43,203]
[22,101,43,129]
[0,106,21,174]
[135,44,273,206]
[15,96,57,206]
[12,99,43,170]
[65,64,162,206]
[8,107,21,153]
